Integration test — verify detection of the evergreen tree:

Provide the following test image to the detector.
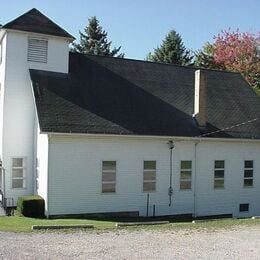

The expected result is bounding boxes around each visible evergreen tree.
[147,30,193,65]
[72,16,124,58]
[194,42,221,69]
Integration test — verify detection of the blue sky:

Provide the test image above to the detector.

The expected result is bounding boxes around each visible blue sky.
[1,0,259,59]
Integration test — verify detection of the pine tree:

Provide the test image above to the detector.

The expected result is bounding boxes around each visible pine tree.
[72,16,124,58]
[147,30,193,65]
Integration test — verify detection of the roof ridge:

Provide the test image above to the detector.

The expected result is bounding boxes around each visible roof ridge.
[69,51,242,75]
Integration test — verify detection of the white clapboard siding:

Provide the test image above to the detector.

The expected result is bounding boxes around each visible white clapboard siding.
[0,30,70,202]
[44,135,260,218]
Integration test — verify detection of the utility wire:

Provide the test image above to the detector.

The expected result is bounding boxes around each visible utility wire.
[198,118,258,138]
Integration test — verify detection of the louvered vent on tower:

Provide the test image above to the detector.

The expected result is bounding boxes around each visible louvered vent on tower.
[27,38,48,63]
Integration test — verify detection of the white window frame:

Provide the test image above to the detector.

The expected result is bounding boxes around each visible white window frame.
[180,161,192,190]
[244,160,253,188]
[102,161,116,193]
[214,160,225,189]
[11,157,26,189]
[143,161,156,192]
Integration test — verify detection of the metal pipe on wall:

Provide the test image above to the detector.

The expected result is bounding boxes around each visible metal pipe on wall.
[193,140,200,218]
[168,141,174,206]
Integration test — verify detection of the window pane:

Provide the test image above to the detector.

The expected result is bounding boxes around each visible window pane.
[102,183,116,193]
[12,158,23,167]
[180,181,191,190]
[239,203,249,212]
[12,169,23,178]
[102,161,116,171]
[12,179,23,188]
[181,161,192,169]
[244,160,253,169]
[214,179,224,189]
[244,179,253,187]
[144,161,156,170]
[244,170,253,178]
[102,172,116,182]
[143,181,156,192]
[144,171,156,181]
[214,170,224,178]
[215,160,224,168]
[181,170,192,179]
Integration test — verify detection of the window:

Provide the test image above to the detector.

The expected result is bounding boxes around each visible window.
[12,158,26,189]
[214,160,225,189]
[239,203,249,212]
[102,161,116,193]
[27,38,48,63]
[143,161,156,192]
[244,160,253,187]
[180,161,192,190]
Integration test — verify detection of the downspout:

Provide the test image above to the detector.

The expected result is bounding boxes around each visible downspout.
[168,141,174,206]
[193,140,200,218]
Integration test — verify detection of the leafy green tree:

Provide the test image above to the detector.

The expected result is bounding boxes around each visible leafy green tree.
[72,16,124,57]
[146,30,193,65]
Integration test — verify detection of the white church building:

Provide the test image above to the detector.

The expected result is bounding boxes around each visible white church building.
[0,8,259,218]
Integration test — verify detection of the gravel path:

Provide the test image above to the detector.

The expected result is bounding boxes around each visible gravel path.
[0,226,260,259]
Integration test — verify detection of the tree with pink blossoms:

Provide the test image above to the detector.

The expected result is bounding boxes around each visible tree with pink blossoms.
[195,29,260,91]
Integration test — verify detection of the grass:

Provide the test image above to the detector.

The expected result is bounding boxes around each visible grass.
[1,215,260,233]
[0,216,114,232]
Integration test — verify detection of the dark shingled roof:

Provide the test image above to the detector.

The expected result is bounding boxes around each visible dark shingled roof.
[30,52,260,139]
[2,8,74,39]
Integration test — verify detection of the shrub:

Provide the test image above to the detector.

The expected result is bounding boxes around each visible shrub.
[17,196,45,218]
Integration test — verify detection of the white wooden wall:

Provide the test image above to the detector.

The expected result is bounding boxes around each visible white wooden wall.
[36,130,49,212]
[45,135,260,217]
[0,29,70,202]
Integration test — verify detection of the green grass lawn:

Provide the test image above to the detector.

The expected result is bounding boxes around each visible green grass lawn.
[0,216,115,232]
[1,215,260,232]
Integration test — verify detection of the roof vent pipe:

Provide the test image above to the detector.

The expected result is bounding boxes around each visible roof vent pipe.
[194,70,207,128]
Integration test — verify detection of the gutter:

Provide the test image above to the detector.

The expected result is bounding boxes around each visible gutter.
[42,131,260,144]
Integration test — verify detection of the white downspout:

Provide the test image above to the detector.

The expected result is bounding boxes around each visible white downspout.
[193,140,200,218]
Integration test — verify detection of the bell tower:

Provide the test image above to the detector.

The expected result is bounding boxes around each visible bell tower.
[0,8,74,203]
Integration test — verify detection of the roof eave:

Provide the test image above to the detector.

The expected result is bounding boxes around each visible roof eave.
[40,131,260,143]
[4,28,75,42]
